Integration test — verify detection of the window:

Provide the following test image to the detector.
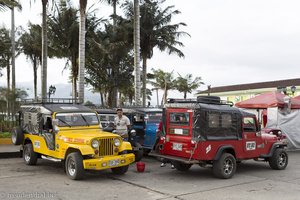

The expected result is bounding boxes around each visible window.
[56,112,99,127]
[243,117,256,132]
[208,113,219,128]
[170,112,189,126]
[221,114,232,128]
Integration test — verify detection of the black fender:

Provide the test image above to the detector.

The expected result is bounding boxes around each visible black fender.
[214,145,236,160]
[259,142,287,158]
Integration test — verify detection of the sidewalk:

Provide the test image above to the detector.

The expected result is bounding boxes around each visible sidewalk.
[0,144,22,159]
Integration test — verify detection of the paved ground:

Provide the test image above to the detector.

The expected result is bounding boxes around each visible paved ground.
[0,151,300,200]
[0,145,21,159]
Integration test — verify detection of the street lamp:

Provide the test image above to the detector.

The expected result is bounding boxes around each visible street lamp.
[48,85,56,99]
[291,86,296,96]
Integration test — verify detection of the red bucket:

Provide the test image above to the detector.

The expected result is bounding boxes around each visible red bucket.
[136,161,145,172]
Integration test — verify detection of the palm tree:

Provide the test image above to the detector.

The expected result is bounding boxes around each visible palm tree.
[0,0,20,11]
[77,0,87,104]
[148,68,175,106]
[101,0,121,25]
[20,23,42,99]
[85,17,133,107]
[48,1,79,100]
[124,0,189,107]
[41,0,48,99]
[175,73,204,99]
[0,27,12,117]
[133,0,141,106]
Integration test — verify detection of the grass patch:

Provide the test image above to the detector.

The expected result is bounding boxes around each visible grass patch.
[0,132,12,138]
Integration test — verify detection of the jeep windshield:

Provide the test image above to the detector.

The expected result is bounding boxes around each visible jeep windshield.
[55,112,99,127]
[146,113,162,123]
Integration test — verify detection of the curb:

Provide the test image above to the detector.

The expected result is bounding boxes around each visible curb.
[0,138,12,145]
[0,151,22,159]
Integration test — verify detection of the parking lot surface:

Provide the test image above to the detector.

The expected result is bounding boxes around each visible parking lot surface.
[0,151,300,200]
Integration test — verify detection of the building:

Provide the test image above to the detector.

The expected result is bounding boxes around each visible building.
[197,78,300,104]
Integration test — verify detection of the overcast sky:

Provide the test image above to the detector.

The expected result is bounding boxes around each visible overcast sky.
[0,0,300,103]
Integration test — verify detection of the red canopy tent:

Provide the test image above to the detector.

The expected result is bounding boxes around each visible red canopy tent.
[235,91,300,109]
[294,95,300,101]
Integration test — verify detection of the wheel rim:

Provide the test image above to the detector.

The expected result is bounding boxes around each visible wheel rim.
[278,153,287,167]
[67,157,76,176]
[24,147,30,162]
[12,132,16,143]
[223,158,233,175]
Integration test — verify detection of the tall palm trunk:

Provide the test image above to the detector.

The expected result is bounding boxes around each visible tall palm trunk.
[134,0,141,106]
[6,59,10,118]
[11,7,15,116]
[33,57,38,99]
[142,53,147,107]
[78,0,87,104]
[41,0,48,99]
[71,56,78,100]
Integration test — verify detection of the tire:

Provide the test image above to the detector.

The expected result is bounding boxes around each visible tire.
[143,149,151,156]
[133,143,143,162]
[23,143,38,165]
[197,96,220,104]
[173,161,192,171]
[65,152,85,180]
[12,126,23,145]
[111,165,129,175]
[212,153,236,179]
[269,148,288,170]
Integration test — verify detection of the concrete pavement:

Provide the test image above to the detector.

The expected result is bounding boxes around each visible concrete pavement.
[0,151,299,200]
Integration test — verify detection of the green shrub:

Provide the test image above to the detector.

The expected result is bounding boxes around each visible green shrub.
[0,132,12,138]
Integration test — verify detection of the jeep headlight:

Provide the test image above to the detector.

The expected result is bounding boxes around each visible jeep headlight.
[91,140,100,148]
[114,138,121,147]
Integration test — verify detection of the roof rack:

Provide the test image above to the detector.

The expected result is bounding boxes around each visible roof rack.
[167,97,234,107]
[21,98,81,105]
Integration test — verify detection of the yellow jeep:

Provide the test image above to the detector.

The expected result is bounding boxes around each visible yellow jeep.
[11,100,135,180]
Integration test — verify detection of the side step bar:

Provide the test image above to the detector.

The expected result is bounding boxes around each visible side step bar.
[149,152,200,164]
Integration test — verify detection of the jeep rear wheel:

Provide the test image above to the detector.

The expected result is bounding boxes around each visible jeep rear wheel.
[12,126,23,145]
[23,143,38,165]
[213,153,236,179]
[111,165,129,175]
[65,152,85,180]
[269,148,288,170]
[173,161,192,171]
[133,143,143,162]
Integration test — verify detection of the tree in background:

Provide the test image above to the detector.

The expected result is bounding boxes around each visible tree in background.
[20,23,42,99]
[47,0,79,99]
[78,0,87,103]
[123,0,189,107]
[174,73,204,99]
[85,16,133,107]
[148,68,175,106]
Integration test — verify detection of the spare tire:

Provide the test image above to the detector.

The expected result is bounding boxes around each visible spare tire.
[11,126,24,145]
[197,96,221,104]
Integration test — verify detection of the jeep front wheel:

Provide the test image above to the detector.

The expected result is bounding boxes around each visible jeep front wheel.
[23,143,38,165]
[65,152,85,180]
[173,161,192,171]
[269,148,288,170]
[111,165,129,175]
[213,153,236,179]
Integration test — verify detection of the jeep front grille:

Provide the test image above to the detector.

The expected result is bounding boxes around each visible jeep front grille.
[99,138,114,156]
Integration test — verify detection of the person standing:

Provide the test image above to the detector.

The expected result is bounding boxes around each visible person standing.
[114,108,131,140]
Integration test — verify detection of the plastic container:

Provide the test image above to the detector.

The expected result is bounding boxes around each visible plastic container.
[136,161,145,172]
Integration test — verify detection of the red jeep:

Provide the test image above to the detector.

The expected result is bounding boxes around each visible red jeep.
[151,96,288,179]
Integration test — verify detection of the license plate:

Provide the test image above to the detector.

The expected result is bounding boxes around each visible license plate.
[173,143,182,151]
[109,159,120,167]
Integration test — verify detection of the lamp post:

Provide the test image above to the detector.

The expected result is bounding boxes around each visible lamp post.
[48,85,56,99]
[291,86,296,96]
